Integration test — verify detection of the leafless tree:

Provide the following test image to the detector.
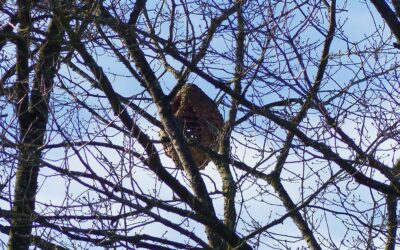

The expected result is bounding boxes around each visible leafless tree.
[1,0,400,249]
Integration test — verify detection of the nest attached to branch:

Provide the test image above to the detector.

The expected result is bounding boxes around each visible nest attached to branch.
[160,84,223,169]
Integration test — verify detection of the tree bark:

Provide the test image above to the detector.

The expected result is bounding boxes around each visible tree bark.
[385,160,399,250]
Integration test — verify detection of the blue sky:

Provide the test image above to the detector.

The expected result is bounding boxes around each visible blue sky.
[1,0,399,249]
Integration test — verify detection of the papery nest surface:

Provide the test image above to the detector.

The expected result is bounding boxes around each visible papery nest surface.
[160,84,224,169]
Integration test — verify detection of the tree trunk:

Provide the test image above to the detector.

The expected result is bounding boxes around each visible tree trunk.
[7,14,62,249]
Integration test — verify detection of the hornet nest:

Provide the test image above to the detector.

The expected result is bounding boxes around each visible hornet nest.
[160,84,223,169]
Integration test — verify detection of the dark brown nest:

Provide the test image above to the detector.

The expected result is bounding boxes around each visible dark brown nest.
[160,84,223,169]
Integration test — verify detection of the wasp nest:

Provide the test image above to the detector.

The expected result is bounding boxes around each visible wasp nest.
[160,84,223,169]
